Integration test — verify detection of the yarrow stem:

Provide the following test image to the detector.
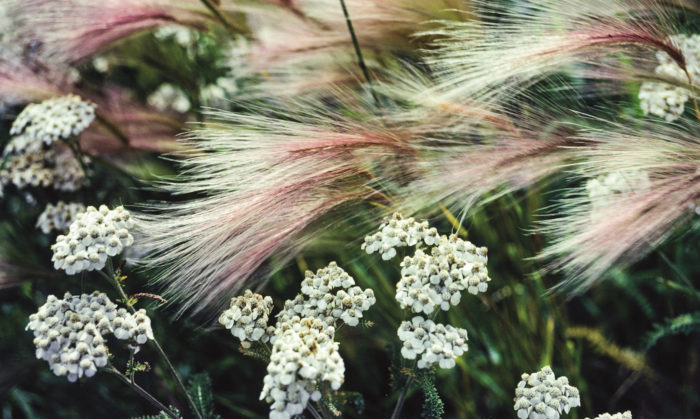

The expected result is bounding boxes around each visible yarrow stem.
[390,376,414,419]
[101,258,204,419]
[105,365,180,419]
[307,404,324,419]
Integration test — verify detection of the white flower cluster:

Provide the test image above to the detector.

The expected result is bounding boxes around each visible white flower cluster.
[10,95,95,150]
[200,37,251,110]
[586,412,632,419]
[147,83,191,113]
[154,25,197,48]
[112,308,154,345]
[51,205,135,275]
[639,34,700,122]
[36,201,86,234]
[361,212,440,260]
[514,366,581,419]
[364,213,490,369]
[0,146,87,192]
[397,234,490,314]
[26,291,153,382]
[638,82,689,122]
[586,170,651,215]
[397,316,468,369]
[223,263,373,418]
[260,317,344,419]
[277,262,376,328]
[219,290,275,348]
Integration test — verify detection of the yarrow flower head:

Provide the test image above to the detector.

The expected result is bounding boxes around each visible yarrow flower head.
[26,291,153,382]
[147,83,191,113]
[36,201,86,234]
[276,262,376,328]
[361,213,440,260]
[513,366,581,419]
[219,290,275,348]
[10,95,95,151]
[0,146,87,192]
[586,412,632,419]
[223,262,374,418]
[112,308,154,345]
[397,235,490,314]
[639,34,700,122]
[260,317,344,419]
[51,205,134,275]
[586,170,651,217]
[638,82,689,122]
[397,316,468,369]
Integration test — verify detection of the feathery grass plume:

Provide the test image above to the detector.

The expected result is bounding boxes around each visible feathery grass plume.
[135,97,413,316]
[7,0,210,63]
[540,119,700,291]
[566,326,652,376]
[0,261,48,289]
[424,0,689,105]
[80,87,185,154]
[0,47,69,108]
[136,69,601,315]
[222,0,471,98]
[376,72,587,214]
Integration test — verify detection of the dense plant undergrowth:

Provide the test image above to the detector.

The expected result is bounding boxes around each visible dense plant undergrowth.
[1,0,699,418]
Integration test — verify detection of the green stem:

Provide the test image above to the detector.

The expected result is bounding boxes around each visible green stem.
[390,376,414,419]
[95,113,130,146]
[199,0,238,34]
[100,260,204,419]
[63,138,90,182]
[307,404,324,419]
[105,365,180,419]
[151,338,203,419]
[128,348,136,383]
[337,0,380,108]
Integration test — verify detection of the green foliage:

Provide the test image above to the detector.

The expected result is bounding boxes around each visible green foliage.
[125,359,152,377]
[419,372,445,419]
[187,373,220,419]
[238,342,271,363]
[325,391,365,416]
[644,312,700,350]
[131,406,180,419]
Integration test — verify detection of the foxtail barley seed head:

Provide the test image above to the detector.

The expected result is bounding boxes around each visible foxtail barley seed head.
[8,0,209,62]
[540,121,700,291]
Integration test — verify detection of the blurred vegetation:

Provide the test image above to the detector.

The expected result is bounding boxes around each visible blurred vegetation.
[1,4,700,419]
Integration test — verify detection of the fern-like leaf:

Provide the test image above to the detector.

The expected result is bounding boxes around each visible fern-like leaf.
[644,312,700,350]
[419,372,444,419]
[187,373,220,419]
[326,391,365,415]
[131,406,180,419]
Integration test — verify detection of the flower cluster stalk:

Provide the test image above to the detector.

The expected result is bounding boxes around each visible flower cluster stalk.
[105,365,180,419]
[100,260,204,419]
